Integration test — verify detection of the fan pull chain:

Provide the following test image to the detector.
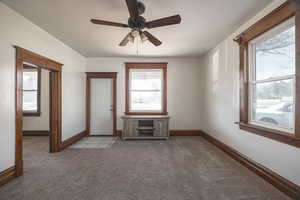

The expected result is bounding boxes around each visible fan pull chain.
[136,36,139,56]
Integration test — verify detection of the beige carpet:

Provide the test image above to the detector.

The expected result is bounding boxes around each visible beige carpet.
[0,136,290,200]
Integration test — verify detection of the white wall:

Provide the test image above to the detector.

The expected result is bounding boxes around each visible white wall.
[0,2,86,172]
[23,69,50,131]
[201,0,300,185]
[86,57,203,130]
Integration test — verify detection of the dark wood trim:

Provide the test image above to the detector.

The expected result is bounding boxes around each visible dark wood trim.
[23,130,50,136]
[170,130,203,136]
[234,1,297,44]
[116,130,203,137]
[15,46,63,177]
[60,130,88,150]
[86,72,117,79]
[86,74,91,135]
[125,62,168,115]
[0,167,16,186]
[295,5,300,138]
[125,62,168,68]
[86,72,118,136]
[49,70,62,153]
[22,65,41,117]
[15,46,63,71]
[23,112,42,117]
[239,42,249,123]
[201,131,300,199]
[240,123,300,148]
[234,2,300,146]
[125,65,130,115]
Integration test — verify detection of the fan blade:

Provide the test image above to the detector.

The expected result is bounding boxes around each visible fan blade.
[143,31,162,46]
[146,15,181,29]
[119,33,131,46]
[125,0,139,20]
[91,19,129,28]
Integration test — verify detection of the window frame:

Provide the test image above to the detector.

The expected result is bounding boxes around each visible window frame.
[125,62,168,115]
[248,17,296,134]
[234,1,300,148]
[22,64,41,117]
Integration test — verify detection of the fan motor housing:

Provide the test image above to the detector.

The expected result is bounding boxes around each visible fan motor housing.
[128,16,146,29]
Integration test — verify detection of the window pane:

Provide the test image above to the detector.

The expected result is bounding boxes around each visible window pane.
[23,71,38,90]
[255,25,295,80]
[130,91,162,111]
[251,79,294,130]
[23,91,38,111]
[130,69,162,90]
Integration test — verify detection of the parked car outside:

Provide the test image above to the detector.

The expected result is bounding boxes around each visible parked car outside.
[254,102,293,129]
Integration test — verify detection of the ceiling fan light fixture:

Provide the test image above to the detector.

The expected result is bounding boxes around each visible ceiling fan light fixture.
[91,0,181,47]
[140,33,148,42]
[127,34,135,43]
[131,30,140,37]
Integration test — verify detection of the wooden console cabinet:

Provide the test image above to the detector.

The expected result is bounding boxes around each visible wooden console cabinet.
[122,115,170,140]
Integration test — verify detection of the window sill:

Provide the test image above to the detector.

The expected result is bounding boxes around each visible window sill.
[125,112,168,116]
[23,112,41,117]
[239,122,300,148]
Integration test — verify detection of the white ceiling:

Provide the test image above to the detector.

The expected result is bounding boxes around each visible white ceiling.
[2,0,273,58]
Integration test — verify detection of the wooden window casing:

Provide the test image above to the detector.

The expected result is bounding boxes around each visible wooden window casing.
[234,1,300,148]
[125,62,168,115]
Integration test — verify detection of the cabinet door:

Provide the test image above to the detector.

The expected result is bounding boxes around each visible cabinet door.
[124,119,138,137]
[154,119,169,137]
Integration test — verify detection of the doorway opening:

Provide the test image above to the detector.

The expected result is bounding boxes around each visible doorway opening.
[22,64,51,167]
[15,46,62,177]
[86,72,117,136]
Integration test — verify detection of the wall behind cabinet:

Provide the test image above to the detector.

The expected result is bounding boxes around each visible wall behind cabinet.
[86,57,204,130]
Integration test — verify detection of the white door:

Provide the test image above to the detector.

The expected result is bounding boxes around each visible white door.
[90,78,113,135]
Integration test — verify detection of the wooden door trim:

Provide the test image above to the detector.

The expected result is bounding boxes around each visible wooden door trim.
[15,46,63,177]
[86,72,118,136]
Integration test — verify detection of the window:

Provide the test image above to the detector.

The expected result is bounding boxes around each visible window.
[249,17,295,133]
[234,1,300,148]
[125,63,167,115]
[23,65,41,116]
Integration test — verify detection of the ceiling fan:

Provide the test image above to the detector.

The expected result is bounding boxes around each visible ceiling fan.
[90,0,181,47]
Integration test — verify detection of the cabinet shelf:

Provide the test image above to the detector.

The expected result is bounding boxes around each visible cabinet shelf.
[136,127,155,131]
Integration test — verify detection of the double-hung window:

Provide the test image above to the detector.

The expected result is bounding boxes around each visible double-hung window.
[249,17,295,133]
[23,65,41,116]
[125,63,167,115]
[235,1,300,147]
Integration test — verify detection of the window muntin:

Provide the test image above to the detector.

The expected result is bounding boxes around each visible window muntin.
[129,69,163,112]
[249,17,295,133]
[23,67,40,114]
